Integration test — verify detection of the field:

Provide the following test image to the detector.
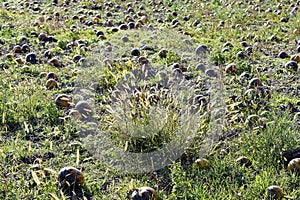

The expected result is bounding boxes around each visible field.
[1,0,300,199]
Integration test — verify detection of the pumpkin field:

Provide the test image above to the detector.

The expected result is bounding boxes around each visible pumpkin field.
[1,0,300,199]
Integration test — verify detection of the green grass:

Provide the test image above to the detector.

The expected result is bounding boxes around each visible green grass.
[1,0,300,199]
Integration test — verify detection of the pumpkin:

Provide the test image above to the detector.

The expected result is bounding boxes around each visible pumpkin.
[127,186,158,200]
[287,158,300,173]
[58,166,84,190]
[194,158,210,169]
[45,79,57,89]
[236,156,252,167]
[55,94,72,107]
[267,185,284,199]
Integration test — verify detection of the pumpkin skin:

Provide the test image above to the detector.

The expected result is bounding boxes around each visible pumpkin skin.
[57,166,84,190]
[45,78,57,89]
[291,54,300,63]
[287,158,300,173]
[55,94,72,107]
[39,72,47,78]
[127,186,158,200]
[75,100,93,117]
[225,63,237,74]
[236,156,252,167]
[194,158,210,169]
[68,109,82,119]
[267,185,284,199]
[249,78,263,87]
